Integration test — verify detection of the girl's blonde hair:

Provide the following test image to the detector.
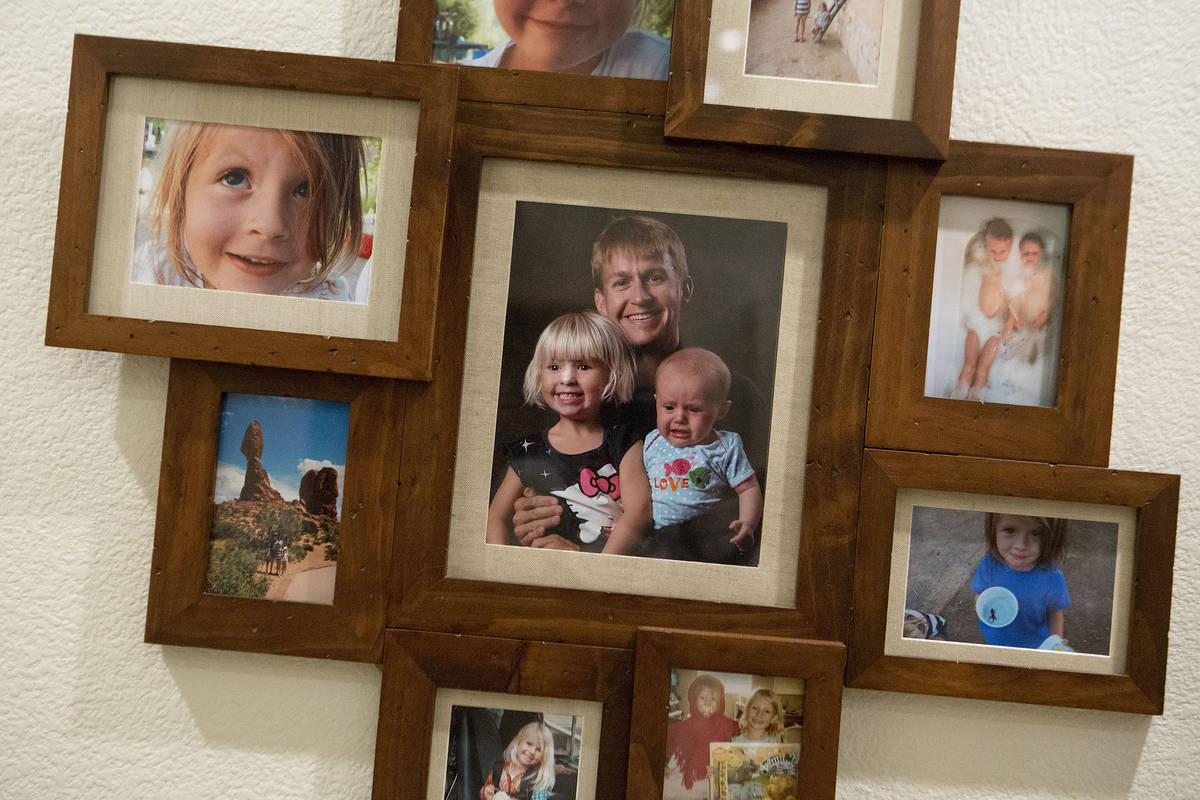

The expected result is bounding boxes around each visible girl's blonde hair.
[984,513,1067,567]
[150,121,364,291]
[522,312,637,408]
[503,721,556,792]
[740,689,784,737]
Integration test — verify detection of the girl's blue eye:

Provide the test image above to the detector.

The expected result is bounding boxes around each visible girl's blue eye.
[294,180,309,199]
[219,168,249,188]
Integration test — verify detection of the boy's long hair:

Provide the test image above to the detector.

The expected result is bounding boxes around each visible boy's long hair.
[523,312,637,407]
[503,721,556,793]
[150,121,364,291]
[984,513,1067,567]
[739,688,784,738]
[590,214,690,290]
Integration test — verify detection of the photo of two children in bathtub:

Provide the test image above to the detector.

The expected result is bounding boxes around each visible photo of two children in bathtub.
[483,202,789,568]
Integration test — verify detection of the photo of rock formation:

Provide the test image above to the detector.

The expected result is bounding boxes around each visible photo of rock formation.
[203,393,351,605]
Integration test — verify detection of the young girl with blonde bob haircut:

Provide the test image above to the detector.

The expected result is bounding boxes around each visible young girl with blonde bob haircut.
[135,121,365,300]
[733,688,784,742]
[479,721,556,800]
[487,311,651,554]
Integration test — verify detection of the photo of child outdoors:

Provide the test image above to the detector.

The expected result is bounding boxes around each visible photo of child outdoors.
[664,671,803,800]
[924,196,1069,407]
[203,392,349,605]
[745,0,883,85]
[431,0,674,79]
[485,202,787,567]
[902,505,1119,656]
[133,117,380,302]
[442,705,585,800]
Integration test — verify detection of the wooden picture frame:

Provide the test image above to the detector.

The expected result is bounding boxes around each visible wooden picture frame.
[665,0,958,159]
[386,101,884,648]
[45,34,456,380]
[847,449,1179,715]
[395,0,669,114]
[143,359,404,662]
[866,141,1133,465]
[626,627,844,800]
[371,629,633,800]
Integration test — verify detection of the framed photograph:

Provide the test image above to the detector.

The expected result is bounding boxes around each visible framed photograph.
[371,630,633,800]
[396,0,673,113]
[847,449,1179,714]
[45,34,457,379]
[387,101,885,647]
[664,0,958,158]
[143,359,405,661]
[866,141,1134,465]
[626,628,844,800]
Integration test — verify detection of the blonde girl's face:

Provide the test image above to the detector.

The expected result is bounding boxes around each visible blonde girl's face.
[744,695,777,736]
[182,126,316,294]
[994,514,1043,571]
[540,356,611,423]
[513,732,543,767]
[494,0,638,73]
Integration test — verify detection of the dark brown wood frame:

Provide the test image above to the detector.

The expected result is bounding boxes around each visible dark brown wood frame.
[865,141,1133,465]
[144,359,405,662]
[45,34,457,380]
[847,449,1178,715]
[395,0,667,114]
[665,0,958,158]
[371,630,634,800]
[386,100,885,649]
[626,627,844,800]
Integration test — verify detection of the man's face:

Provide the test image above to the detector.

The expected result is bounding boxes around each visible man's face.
[593,252,690,354]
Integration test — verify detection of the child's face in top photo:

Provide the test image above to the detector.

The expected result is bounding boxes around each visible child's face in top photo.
[494,0,638,73]
[985,234,1012,265]
[994,514,1043,571]
[692,685,720,718]
[1020,239,1044,267]
[654,365,728,447]
[593,253,688,354]
[183,126,316,295]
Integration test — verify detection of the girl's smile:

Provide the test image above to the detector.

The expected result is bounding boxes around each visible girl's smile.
[514,734,543,767]
[744,695,777,737]
[995,514,1043,571]
[183,126,316,294]
[540,358,610,421]
[495,0,638,74]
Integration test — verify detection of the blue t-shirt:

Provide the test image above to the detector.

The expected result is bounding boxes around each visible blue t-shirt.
[643,430,755,529]
[971,555,1070,648]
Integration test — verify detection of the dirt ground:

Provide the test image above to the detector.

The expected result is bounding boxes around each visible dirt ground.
[745,0,858,81]
[261,544,336,603]
[903,506,1119,655]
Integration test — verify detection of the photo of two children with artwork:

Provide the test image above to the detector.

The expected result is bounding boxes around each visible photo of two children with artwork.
[484,203,788,567]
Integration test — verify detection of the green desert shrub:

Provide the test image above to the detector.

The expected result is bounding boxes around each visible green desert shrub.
[204,546,268,598]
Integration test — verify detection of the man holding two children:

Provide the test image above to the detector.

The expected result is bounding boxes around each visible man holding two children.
[508,215,770,564]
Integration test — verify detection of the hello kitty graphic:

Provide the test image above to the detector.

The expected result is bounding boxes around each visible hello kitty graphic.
[551,462,623,544]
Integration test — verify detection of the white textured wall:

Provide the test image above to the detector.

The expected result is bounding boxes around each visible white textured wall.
[1,1,1195,798]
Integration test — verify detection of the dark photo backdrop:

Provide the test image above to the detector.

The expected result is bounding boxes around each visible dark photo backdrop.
[489,201,789,493]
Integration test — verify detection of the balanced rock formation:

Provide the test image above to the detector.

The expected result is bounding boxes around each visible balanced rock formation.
[299,466,339,519]
[238,420,283,503]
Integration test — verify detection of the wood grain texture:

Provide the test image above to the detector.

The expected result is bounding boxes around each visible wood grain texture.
[371,630,634,800]
[386,101,885,649]
[44,34,457,379]
[143,359,405,662]
[865,141,1133,465]
[627,628,845,800]
[395,0,667,113]
[664,0,958,159]
[846,449,1179,715]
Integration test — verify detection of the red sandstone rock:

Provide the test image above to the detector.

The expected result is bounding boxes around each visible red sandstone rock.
[238,420,282,502]
[299,466,339,518]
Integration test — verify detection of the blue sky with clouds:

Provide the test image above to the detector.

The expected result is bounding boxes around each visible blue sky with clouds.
[212,393,350,515]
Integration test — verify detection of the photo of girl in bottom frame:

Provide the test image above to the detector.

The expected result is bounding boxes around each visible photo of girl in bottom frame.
[663,671,803,800]
[902,506,1119,656]
[443,705,585,800]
